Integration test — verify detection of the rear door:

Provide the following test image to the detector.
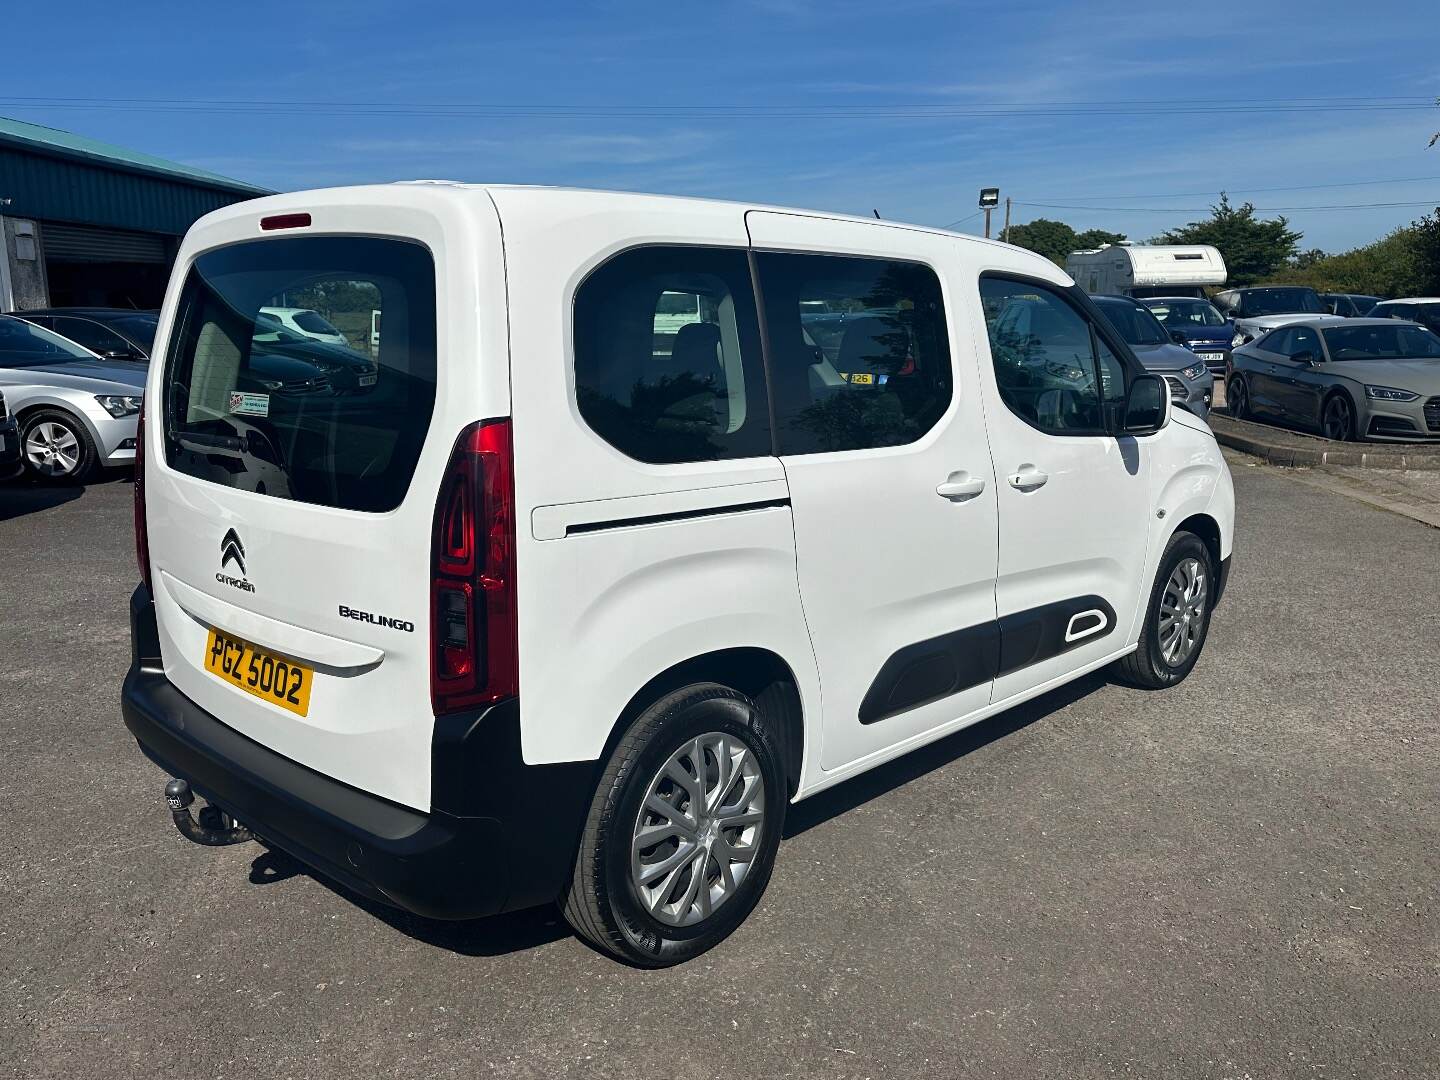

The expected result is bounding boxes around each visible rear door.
[747,211,999,774]
[145,188,506,811]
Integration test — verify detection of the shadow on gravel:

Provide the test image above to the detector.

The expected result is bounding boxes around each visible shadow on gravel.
[247,847,571,956]
[783,671,1109,839]
[0,470,131,522]
[238,670,1112,958]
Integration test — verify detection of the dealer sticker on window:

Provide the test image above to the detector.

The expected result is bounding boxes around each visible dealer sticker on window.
[229,391,270,418]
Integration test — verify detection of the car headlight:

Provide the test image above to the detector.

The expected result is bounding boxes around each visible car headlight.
[260,379,285,391]
[1231,331,1248,347]
[1365,385,1421,402]
[1180,362,1207,380]
[95,394,142,418]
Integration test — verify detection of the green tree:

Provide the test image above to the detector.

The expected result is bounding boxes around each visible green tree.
[1411,207,1440,294]
[1159,194,1302,285]
[1260,223,1431,298]
[1004,218,1078,266]
[1074,228,1127,249]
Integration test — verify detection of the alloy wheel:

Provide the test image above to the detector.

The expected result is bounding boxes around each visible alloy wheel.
[1228,377,1248,419]
[1157,557,1207,667]
[1323,396,1353,441]
[24,421,82,478]
[631,732,766,928]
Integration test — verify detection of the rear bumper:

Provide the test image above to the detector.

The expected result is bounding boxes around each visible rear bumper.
[121,585,593,920]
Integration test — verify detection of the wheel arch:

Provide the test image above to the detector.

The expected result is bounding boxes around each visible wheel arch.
[1172,512,1222,574]
[602,647,807,798]
[15,398,104,447]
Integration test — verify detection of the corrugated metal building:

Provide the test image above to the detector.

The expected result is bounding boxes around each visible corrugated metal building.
[0,116,271,310]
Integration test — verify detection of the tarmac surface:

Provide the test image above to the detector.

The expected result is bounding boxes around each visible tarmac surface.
[1,463,1437,1079]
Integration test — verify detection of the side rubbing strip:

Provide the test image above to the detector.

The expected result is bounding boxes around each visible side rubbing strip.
[858,595,1117,724]
[858,623,1000,725]
[565,498,790,537]
[997,595,1117,677]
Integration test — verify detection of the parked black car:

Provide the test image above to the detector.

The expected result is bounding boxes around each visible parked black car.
[6,308,157,362]
[1320,293,1383,318]
[1369,298,1440,335]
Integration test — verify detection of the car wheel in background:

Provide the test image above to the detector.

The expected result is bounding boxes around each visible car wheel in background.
[1113,531,1215,690]
[21,410,97,483]
[1227,375,1250,420]
[563,682,787,967]
[1322,393,1357,442]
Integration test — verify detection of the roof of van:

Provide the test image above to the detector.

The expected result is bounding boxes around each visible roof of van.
[183,182,1075,287]
[394,180,1041,250]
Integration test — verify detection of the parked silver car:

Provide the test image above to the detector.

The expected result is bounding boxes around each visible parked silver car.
[1092,295,1214,418]
[0,314,144,481]
[1228,318,1440,442]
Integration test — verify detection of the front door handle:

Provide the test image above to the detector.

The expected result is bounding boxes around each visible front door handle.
[1007,465,1049,491]
[936,472,986,501]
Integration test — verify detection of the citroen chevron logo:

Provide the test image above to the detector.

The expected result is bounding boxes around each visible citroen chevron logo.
[220,528,246,576]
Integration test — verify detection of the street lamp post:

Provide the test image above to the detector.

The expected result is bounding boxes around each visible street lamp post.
[978,188,1000,240]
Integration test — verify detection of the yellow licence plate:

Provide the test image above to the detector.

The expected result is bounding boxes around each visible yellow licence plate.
[845,372,874,385]
[204,628,314,717]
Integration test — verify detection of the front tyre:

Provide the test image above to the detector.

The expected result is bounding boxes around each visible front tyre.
[1322,392,1358,442]
[562,683,787,967]
[1113,531,1215,690]
[22,409,97,482]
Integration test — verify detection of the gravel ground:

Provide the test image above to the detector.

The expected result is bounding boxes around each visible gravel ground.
[1,465,1436,1080]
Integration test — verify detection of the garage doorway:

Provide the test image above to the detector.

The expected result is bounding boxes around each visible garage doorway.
[41,222,173,309]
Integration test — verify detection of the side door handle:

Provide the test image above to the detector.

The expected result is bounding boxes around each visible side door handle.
[936,471,986,501]
[1007,465,1049,492]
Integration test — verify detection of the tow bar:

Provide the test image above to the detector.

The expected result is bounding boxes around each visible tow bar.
[164,779,254,847]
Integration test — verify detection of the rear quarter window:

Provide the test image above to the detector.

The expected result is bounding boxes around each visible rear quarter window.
[572,245,769,464]
[162,236,436,512]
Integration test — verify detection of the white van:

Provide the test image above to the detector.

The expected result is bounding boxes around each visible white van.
[123,184,1235,966]
[1065,244,1227,299]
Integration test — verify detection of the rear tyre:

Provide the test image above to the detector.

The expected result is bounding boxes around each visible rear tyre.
[1113,531,1215,690]
[21,409,97,483]
[1322,392,1357,442]
[562,682,787,967]
[1226,375,1250,420]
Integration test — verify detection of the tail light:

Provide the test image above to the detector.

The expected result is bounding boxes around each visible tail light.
[134,402,151,591]
[430,419,517,713]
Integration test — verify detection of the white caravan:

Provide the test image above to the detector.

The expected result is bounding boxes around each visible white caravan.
[1066,244,1227,299]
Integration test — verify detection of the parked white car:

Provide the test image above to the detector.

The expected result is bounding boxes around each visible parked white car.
[0,314,144,480]
[258,306,350,347]
[123,184,1235,966]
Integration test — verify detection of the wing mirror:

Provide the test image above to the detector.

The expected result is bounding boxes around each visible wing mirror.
[1123,372,1169,435]
[1293,349,1318,365]
[1169,329,1189,345]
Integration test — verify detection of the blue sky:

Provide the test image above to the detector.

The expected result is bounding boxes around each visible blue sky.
[6,0,1440,251]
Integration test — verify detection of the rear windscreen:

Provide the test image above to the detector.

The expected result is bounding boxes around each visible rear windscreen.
[163,236,436,513]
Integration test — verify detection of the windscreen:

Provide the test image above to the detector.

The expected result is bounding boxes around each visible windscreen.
[162,236,437,513]
[1322,323,1440,360]
[109,314,159,352]
[0,315,98,366]
[1094,299,1169,346]
[1242,288,1324,316]
[1147,299,1225,328]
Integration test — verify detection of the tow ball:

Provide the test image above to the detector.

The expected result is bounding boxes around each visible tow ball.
[164,779,254,847]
